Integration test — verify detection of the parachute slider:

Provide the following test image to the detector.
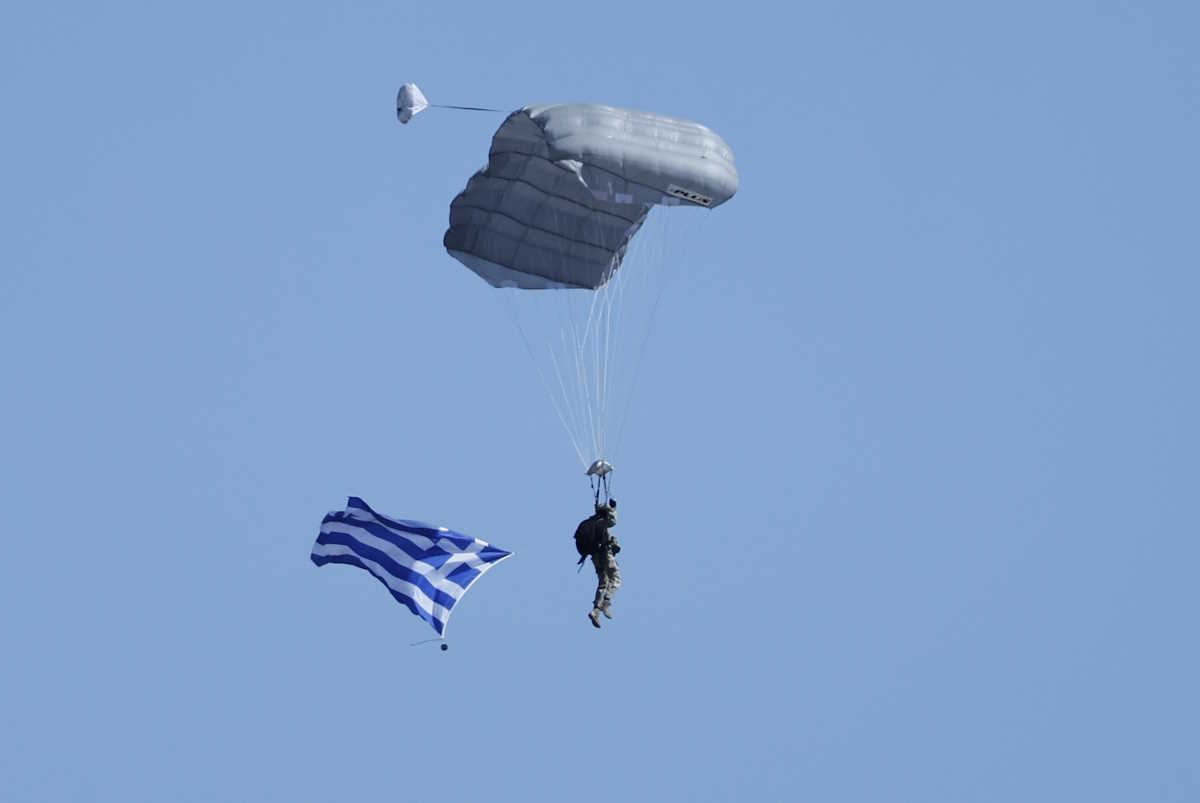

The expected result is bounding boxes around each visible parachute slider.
[586,460,613,478]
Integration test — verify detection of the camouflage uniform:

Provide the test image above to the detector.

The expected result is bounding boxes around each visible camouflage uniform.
[586,504,620,627]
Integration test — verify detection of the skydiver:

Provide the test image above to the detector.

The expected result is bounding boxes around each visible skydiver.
[575,499,621,628]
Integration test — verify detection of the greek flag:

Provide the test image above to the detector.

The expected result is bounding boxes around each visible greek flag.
[312,497,512,636]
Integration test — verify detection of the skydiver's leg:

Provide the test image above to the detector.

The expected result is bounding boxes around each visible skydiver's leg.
[601,560,620,617]
[589,556,605,628]
[593,557,608,607]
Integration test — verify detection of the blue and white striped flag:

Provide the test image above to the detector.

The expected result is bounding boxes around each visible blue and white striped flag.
[312,497,513,636]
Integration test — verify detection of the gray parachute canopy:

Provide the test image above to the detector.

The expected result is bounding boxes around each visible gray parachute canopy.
[444,104,738,290]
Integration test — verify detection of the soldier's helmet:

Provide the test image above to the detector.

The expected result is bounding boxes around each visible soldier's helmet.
[595,500,617,526]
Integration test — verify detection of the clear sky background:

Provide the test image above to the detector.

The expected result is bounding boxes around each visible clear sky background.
[2,2,1197,801]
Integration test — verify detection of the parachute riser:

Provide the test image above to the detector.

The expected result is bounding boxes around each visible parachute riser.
[590,474,611,507]
[587,459,613,506]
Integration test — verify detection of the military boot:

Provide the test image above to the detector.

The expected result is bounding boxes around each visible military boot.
[588,608,602,628]
[601,600,613,619]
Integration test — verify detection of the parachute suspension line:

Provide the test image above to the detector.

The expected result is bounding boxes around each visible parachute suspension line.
[587,258,622,464]
[551,201,601,468]
[567,296,602,464]
[598,280,611,460]
[599,256,625,460]
[594,278,606,458]
[566,302,596,464]
[610,208,683,465]
[608,209,660,460]
[504,201,680,476]
[607,263,626,458]
[581,289,599,462]
[546,201,578,463]
[547,337,586,463]
[504,291,589,469]
[581,205,635,467]
[574,191,618,465]
[597,266,618,460]
[601,251,636,462]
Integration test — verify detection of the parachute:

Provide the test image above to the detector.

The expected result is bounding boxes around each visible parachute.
[404,88,739,488]
[396,83,429,124]
[443,104,739,289]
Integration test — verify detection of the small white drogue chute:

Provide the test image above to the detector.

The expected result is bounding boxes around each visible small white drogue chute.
[396,83,429,124]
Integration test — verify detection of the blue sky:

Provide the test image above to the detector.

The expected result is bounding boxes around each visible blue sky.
[2,2,1197,801]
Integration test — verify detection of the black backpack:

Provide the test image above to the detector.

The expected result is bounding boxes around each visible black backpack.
[574,516,602,564]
